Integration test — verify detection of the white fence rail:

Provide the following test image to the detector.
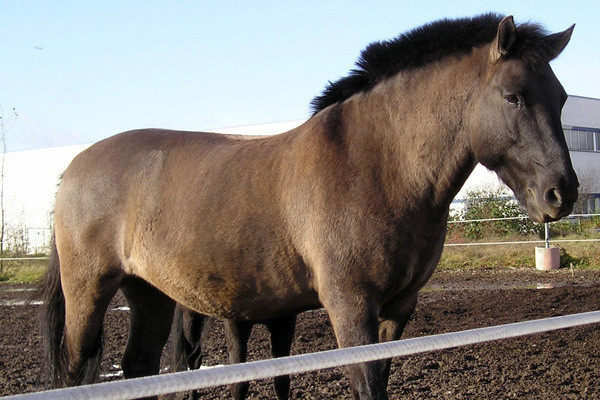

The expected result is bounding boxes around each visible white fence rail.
[2,311,600,400]
[445,213,600,248]
[444,238,600,247]
[447,213,600,224]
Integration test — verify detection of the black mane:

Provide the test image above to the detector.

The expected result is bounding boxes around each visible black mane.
[310,13,552,115]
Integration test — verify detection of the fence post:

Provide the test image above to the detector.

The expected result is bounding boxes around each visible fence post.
[544,223,550,249]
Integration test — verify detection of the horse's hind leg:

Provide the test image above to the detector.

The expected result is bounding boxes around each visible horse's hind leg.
[59,257,123,386]
[120,277,175,380]
[265,315,297,400]
[224,320,254,400]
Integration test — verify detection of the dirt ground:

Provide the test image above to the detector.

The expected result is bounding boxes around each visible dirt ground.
[1,267,600,399]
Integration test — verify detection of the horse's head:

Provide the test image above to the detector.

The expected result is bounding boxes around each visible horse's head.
[468,16,579,223]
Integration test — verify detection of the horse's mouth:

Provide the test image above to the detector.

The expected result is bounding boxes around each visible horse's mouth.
[525,189,575,223]
[530,210,569,224]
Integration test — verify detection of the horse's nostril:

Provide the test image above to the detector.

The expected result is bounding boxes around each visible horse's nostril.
[544,187,563,208]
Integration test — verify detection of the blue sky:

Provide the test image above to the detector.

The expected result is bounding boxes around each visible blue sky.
[1,1,599,151]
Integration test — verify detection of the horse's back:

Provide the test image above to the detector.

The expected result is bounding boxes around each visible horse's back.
[57,128,273,226]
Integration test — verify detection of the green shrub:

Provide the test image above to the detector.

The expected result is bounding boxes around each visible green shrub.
[551,215,600,237]
[449,186,542,241]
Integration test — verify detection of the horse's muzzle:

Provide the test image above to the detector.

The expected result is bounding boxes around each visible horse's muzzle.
[529,180,579,223]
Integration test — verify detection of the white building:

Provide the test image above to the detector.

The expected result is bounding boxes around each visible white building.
[561,96,600,212]
[3,96,599,253]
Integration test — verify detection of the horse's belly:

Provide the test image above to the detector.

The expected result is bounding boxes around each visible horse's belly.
[127,251,319,320]
[176,276,319,320]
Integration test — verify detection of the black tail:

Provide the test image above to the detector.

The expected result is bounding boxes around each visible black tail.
[39,233,65,387]
[39,233,103,387]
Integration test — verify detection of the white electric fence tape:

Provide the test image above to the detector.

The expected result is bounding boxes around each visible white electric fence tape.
[3,310,599,400]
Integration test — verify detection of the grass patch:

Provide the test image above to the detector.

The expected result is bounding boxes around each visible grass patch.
[440,244,533,270]
[557,240,600,269]
[439,238,600,271]
[0,257,47,283]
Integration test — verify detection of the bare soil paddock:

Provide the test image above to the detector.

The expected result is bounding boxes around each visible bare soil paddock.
[1,267,599,399]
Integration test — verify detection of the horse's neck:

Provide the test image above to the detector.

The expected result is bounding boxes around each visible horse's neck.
[344,58,481,217]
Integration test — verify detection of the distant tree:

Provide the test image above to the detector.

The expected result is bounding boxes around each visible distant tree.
[573,168,600,214]
[0,105,18,273]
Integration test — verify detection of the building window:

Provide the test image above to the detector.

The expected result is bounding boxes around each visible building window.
[577,194,600,214]
[564,126,600,152]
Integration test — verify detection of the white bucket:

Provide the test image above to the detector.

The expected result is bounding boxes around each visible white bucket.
[535,246,560,271]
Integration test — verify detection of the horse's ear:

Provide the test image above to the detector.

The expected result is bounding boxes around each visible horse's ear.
[490,16,516,62]
[545,24,575,60]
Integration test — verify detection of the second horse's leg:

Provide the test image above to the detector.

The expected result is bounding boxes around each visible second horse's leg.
[265,315,297,400]
[225,320,254,400]
[120,277,175,383]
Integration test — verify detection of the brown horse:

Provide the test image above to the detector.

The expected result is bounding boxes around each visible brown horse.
[41,13,578,399]
[172,307,296,399]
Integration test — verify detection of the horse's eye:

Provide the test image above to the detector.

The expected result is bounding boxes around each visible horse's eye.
[504,94,520,106]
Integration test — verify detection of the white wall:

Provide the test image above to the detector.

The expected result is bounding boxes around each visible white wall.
[562,96,600,128]
[2,144,90,252]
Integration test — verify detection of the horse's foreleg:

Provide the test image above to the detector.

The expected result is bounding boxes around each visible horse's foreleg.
[120,277,175,381]
[378,293,419,386]
[322,292,387,400]
[265,315,297,400]
[224,320,254,400]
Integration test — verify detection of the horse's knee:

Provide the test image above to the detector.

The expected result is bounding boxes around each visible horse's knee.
[61,332,103,386]
[379,293,418,342]
[344,360,388,400]
[225,320,253,364]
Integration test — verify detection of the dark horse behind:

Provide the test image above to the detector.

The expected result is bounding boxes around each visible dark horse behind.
[40,13,577,400]
[172,306,296,400]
